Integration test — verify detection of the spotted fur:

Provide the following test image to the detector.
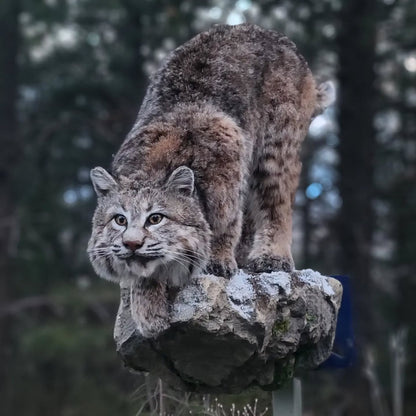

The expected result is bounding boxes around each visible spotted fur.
[88,24,333,287]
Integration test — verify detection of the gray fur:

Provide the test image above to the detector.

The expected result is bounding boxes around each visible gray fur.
[88,24,332,288]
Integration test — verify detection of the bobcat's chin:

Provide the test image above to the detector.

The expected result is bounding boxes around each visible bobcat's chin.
[96,255,202,288]
[124,257,163,280]
[90,253,163,284]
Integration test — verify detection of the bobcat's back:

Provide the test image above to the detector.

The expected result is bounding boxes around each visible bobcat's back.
[130,23,317,136]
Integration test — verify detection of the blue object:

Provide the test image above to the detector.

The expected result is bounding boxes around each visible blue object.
[319,275,356,369]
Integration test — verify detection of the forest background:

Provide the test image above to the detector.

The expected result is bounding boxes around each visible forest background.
[1,0,415,415]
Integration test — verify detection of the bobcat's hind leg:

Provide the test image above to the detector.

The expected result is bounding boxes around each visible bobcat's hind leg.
[246,133,302,274]
[245,191,295,273]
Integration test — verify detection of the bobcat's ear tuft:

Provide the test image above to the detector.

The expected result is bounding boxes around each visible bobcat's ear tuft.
[166,166,194,196]
[90,167,118,197]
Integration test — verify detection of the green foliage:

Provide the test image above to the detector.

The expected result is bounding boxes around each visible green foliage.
[6,284,138,416]
[272,318,290,336]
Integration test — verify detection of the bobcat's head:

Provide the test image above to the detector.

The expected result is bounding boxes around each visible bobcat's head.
[87,166,210,286]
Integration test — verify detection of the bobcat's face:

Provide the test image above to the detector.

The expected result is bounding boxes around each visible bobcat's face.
[88,167,210,286]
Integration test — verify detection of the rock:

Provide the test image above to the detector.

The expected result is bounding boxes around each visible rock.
[114,269,342,393]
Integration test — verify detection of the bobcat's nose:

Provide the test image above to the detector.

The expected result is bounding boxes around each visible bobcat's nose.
[123,239,144,251]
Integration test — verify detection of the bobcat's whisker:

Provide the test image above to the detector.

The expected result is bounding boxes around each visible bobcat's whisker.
[167,254,202,272]
[145,249,163,255]
[164,247,203,262]
[163,248,203,267]
[87,247,111,253]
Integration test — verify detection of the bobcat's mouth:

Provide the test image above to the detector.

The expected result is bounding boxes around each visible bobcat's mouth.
[126,253,164,266]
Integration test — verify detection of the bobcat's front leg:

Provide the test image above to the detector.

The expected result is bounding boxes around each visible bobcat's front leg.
[201,163,244,279]
[197,117,247,279]
[202,174,243,278]
[206,215,241,278]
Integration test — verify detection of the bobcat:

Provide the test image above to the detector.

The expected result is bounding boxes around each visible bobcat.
[88,23,334,288]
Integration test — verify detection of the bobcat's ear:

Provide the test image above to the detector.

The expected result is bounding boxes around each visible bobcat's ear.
[166,166,194,196]
[90,167,118,197]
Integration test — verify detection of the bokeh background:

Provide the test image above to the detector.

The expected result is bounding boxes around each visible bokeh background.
[1,0,415,415]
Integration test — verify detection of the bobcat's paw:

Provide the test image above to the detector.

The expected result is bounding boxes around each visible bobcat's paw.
[206,259,237,279]
[245,255,294,274]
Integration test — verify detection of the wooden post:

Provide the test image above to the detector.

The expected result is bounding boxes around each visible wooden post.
[391,329,407,416]
[272,378,302,416]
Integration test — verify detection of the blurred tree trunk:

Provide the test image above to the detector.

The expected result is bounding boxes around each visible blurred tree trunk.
[0,0,20,405]
[336,0,379,414]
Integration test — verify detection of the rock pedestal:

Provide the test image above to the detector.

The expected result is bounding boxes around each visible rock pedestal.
[114,269,342,393]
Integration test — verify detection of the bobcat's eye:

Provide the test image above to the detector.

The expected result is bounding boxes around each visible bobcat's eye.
[147,213,164,225]
[113,214,128,227]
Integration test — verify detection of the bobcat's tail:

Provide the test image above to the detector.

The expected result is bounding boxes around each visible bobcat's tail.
[314,80,336,116]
